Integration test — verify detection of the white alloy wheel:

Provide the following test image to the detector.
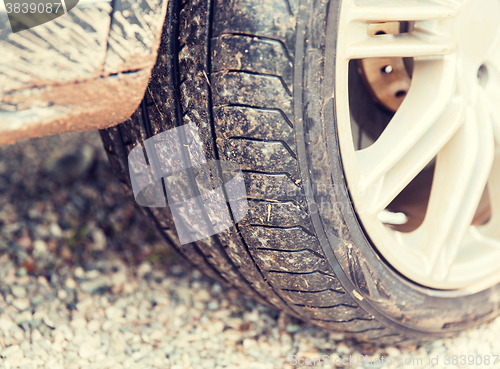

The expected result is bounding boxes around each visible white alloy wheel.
[335,0,500,289]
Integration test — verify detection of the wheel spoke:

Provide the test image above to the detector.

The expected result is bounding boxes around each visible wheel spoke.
[356,57,459,214]
[346,32,455,59]
[348,0,460,23]
[414,104,494,282]
[371,100,463,215]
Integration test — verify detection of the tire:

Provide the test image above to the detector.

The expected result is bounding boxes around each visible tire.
[99,0,500,344]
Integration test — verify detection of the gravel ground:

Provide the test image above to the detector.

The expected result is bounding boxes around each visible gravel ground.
[0,131,499,369]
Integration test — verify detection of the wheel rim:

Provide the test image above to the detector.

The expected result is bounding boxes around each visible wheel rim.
[335,0,500,289]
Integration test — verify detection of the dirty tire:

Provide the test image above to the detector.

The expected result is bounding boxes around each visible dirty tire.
[100,0,500,344]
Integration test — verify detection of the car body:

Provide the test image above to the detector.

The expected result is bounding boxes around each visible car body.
[0,0,167,145]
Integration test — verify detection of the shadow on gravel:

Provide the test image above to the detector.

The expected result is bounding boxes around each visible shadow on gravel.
[0,131,181,277]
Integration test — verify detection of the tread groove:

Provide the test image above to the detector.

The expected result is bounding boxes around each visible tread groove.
[254,248,325,259]
[217,32,294,63]
[212,69,292,96]
[242,170,299,184]
[310,317,375,323]
[217,103,294,128]
[281,288,345,294]
[294,303,358,309]
[228,136,297,159]
[248,223,315,237]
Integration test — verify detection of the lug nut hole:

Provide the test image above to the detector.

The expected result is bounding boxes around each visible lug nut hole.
[381,65,393,74]
[395,90,406,98]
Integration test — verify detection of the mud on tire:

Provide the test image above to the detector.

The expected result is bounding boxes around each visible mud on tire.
[100,0,500,344]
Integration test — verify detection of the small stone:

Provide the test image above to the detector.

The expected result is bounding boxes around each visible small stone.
[31,294,44,306]
[31,329,42,342]
[101,320,113,331]
[76,298,93,312]
[285,323,299,334]
[49,223,63,238]
[111,272,126,288]
[74,266,85,279]
[54,325,73,341]
[212,283,222,294]
[10,285,26,298]
[125,306,138,321]
[16,275,30,285]
[0,316,15,334]
[123,283,135,294]
[17,236,32,250]
[60,247,72,261]
[87,320,101,332]
[70,317,87,330]
[243,338,257,352]
[14,310,32,324]
[197,290,210,301]
[105,306,124,320]
[1,345,21,357]
[91,228,106,251]
[209,321,224,334]
[150,330,165,341]
[53,330,65,344]
[80,277,112,294]
[207,301,218,311]
[43,316,55,329]
[192,270,201,279]
[78,341,95,359]
[57,289,68,300]
[386,346,401,357]
[33,240,48,254]
[65,278,77,289]
[37,276,50,288]
[19,340,30,352]
[137,262,152,278]
[336,343,351,355]
[85,269,100,279]
[224,329,242,342]
[16,267,27,277]
[12,298,30,311]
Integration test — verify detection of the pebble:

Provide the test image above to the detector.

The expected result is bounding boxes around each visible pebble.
[78,341,96,359]
[10,285,26,298]
[33,240,48,254]
[70,317,87,330]
[65,278,77,289]
[91,228,107,251]
[105,306,124,320]
[43,316,55,329]
[85,269,100,279]
[137,262,152,278]
[2,345,21,357]
[49,223,63,238]
[87,320,101,332]
[386,346,401,357]
[12,298,30,311]
[80,277,112,294]
[74,266,86,279]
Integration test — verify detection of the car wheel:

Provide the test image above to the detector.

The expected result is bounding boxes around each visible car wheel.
[100,0,500,344]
